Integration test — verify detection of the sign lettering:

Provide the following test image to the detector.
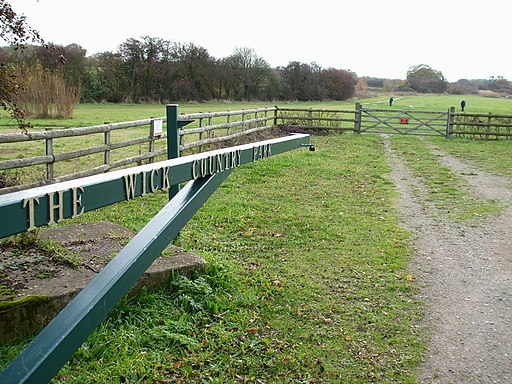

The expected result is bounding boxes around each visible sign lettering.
[72,187,84,218]
[22,197,39,231]
[253,144,271,161]
[13,141,286,234]
[191,149,242,181]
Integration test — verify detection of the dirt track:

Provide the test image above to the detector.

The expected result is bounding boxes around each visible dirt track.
[383,136,512,384]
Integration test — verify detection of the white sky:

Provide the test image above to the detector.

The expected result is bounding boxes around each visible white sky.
[8,0,511,81]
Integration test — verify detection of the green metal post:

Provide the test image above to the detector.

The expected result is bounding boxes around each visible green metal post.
[167,104,180,199]
[0,171,231,384]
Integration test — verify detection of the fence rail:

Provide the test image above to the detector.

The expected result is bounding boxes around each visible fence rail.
[0,108,277,194]
[450,110,512,139]
[2,104,512,194]
[276,108,356,131]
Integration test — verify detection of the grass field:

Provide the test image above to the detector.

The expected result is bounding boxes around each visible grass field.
[1,94,511,130]
[1,96,512,382]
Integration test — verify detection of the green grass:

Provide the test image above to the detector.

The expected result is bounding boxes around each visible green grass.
[390,136,505,222]
[1,95,511,131]
[426,136,512,178]
[0,101,351,130]
[0,134,424,383]
[2,131,509,381]
[1,95,510,187]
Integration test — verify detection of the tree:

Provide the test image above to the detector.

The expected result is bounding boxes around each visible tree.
[277,61,322,101]
[320,68,357,100]
[0,0,47,131]
[225,47,272,100]
[406,64,447,93]
[485,76,512,95]
[173,42,216,100]
[446,79,478,95]
[83,51,128,102]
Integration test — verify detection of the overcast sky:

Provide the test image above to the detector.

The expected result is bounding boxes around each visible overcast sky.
[8,0,511,82]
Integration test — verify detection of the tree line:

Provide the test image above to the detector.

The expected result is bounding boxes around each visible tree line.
[0,36,359,107]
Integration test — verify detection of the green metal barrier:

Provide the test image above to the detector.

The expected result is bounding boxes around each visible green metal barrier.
[0,105,311,383]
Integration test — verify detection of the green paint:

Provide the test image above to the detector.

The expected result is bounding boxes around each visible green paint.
[0,134,310,239]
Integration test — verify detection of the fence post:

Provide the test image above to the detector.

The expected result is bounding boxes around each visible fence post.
[149,118,156,164]
[486,112,492,141]
[308,109,313,128]
[198,116,203,153]
[354,102,362,134]
[274,106,278,126]
[104,123,111,169]
[179,126,185,149]
[166,104,179,199]
[446,106,455,138]
[45,128,54,180]
[208,115,213,151]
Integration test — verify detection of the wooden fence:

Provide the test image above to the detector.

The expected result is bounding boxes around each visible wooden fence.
[1,104,511,194]
[276,105,512,140]
[276,107,356,132]
[449,109,512,139]
[0,107,276,194]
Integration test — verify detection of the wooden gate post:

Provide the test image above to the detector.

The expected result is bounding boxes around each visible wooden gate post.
[354,102,362,134]
[446,106,455,138]
[486,112,492,141]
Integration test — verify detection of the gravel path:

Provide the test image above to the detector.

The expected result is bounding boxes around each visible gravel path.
[382,136,512,384]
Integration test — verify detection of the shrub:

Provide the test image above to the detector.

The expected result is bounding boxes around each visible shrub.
[15,64,81,118]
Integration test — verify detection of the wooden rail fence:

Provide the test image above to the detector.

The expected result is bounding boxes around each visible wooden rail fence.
[449,109,512,139]
[0,107,276,194]
[1,104,511,194]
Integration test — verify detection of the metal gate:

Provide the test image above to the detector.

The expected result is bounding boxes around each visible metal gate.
[359,108,449,136]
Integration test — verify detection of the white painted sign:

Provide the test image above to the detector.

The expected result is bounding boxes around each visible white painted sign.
[153,118,163,136]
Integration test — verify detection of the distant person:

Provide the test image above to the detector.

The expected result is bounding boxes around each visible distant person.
[389,96,394,106]
[461,99,466,112]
